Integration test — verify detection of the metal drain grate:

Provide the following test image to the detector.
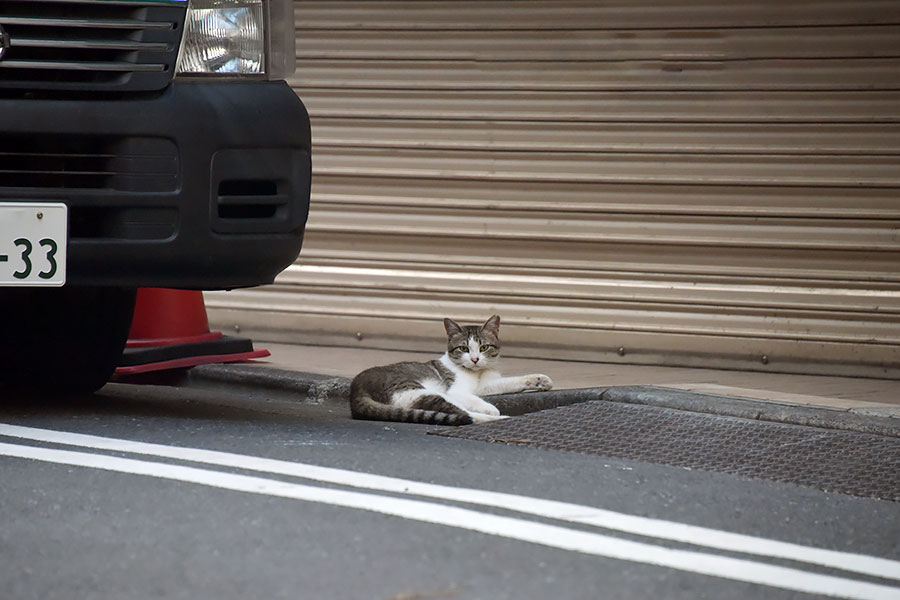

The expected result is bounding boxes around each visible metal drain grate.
[435,401,900,502]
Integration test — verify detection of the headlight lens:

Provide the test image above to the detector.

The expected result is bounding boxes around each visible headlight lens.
[177,0,265,76]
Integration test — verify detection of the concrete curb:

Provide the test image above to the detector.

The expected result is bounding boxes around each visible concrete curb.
[182,363,900,438]
[184,364,350,403]
[600,385,900,439]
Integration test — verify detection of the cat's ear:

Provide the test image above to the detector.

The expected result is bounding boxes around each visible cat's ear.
[443,318,464,336]
[482,314,501,337]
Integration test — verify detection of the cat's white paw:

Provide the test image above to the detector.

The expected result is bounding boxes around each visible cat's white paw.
[478,402,501,416]
[469,412,509,424]
[525,374,553,391]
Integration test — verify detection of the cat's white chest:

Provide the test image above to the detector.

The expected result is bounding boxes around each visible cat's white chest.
[448,369,481,394]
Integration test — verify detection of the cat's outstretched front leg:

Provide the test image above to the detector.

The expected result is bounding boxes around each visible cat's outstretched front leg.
[477,374,553,396]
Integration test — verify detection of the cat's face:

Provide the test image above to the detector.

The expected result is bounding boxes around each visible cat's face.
[443,315,501,372]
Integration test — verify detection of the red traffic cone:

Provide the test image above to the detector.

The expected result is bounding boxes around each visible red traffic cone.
[115,288,269,376]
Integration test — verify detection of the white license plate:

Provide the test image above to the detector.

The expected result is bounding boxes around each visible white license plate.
[0,203,67,287]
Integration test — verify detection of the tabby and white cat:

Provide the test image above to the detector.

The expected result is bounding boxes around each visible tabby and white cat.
[349,315,553,425]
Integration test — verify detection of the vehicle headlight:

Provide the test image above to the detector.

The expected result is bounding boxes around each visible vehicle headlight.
[176,0,295,79]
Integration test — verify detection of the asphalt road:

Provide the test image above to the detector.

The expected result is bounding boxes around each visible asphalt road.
[1,383,898,600]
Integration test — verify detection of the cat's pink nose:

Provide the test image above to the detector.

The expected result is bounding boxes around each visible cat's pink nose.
[471,357,479,363]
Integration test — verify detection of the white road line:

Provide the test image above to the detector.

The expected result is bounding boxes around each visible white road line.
[1,441,898,600]
[1,423,897,583]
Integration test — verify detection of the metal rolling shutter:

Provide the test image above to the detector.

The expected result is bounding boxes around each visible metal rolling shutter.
[205,0,900,378]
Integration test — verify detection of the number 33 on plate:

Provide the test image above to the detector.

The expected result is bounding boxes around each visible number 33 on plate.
[0,203,67,287]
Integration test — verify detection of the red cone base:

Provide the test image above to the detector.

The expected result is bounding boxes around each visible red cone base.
[115,288,269,375]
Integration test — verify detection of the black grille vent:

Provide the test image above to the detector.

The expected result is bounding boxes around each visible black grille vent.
[211,149,303,234]
[0,135,178,192]
[0,0,185,92]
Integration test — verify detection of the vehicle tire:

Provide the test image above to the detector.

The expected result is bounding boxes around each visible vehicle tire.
[0,286,136,394]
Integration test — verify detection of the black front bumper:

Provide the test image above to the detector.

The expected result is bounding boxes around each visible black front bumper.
[0,80,311,289]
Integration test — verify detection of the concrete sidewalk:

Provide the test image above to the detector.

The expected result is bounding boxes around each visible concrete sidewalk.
[169,341,900,437]
[256,342,900,416]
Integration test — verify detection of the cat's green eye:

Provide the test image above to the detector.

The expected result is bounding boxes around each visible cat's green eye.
[454,346,468,354]
[479,344,494,352]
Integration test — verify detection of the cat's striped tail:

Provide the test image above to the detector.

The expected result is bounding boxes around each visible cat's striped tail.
[350,392,473,426]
